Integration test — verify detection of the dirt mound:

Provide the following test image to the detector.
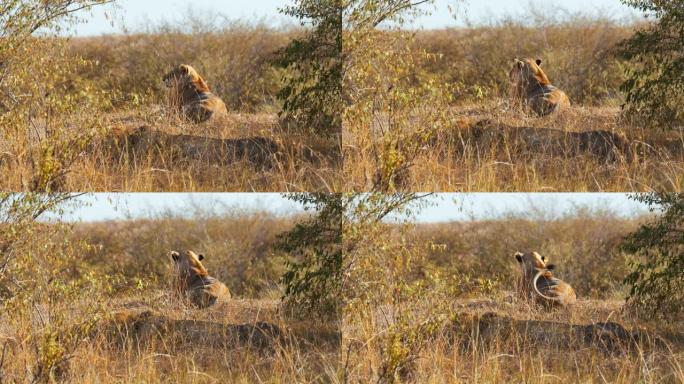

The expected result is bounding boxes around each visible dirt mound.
[106,306,282,350]
[99,126,280,169]
[102,304,340,352]
[440,119,632,163]
[447,312,645,354]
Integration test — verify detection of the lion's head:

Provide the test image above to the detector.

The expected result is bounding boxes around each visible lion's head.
[509,58,551,92]
[170,250,208,290]
[514,250,549,279]
[163,64,210,93]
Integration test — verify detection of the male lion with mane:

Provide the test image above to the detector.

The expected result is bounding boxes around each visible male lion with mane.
[163,64,228,123]
[170,250,231,308]
[509,58,570,116]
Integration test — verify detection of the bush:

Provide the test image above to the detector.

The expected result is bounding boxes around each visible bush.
[0,1,112,191]
[277,193,343,318]
[619,1,684,129]
[275,0,342,137]
[623,193,684,319]
[0,193,108,382]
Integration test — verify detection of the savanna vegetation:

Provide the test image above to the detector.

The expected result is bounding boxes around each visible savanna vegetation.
[2,191,683,382]
[317,192,683,383]
[3,0,683,192]
[0,193,340,382]
[343,2,684,192]
[0,1,342,192]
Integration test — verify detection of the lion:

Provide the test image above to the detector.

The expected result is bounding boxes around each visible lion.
[509,58,570,116]
[514,251,576,307]
[170,250,231,308]
[163,64,228,123]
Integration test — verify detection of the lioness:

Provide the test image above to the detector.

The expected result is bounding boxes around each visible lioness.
[514,251,576,307]
[509,58,570,116]
[163,64,228,123]
[170,250,231,308]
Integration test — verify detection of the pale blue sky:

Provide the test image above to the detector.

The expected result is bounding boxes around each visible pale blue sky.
[69,0,639,36]
[410,0,638,28]
[49,193,650,223]
[412,193,649,222]
[50,193,303,221]
[70,0,293,36]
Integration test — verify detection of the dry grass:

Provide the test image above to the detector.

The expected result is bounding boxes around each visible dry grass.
[344,103,684,191]
[0,210,342,382]
[0,294,340,383]
[0,106,341,192]
[342,295,684,383]
[0,21,341,192]
[78,109,340,192]
[341,213,684,383]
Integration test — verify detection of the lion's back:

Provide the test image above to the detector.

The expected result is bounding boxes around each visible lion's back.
[184,93,228,123]
[530,88,570,116]
[191,277,231,308]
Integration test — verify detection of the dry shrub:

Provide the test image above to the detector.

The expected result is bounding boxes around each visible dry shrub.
[414,15,638,105]
[0,194,111,382]
[340,201,683,383]
[407,210,641,299]
[69,20,296,112]
[72,209,300,298]
[1,198,339,382]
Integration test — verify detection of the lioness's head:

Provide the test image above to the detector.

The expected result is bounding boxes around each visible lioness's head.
[514,251,554,278]
[170,250,209,280]
[509,58,551,89]
[163,64,210,92]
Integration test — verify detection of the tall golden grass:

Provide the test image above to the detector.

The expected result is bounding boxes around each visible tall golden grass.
[3,200,682,382]
[67,20,294,112]
[340,208,684,383]
[0,209,341,382]
[345,103,684,191]
[0,19,342,192]
[413,17,637,105]
[342,15,684,192]
[343,296,683,383]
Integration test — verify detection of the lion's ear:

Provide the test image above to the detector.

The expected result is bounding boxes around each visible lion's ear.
[180,65,190,74]
[198,254,204,261]
[171,251,179,262]
[536,59,542,67]
[514,252,523,263]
